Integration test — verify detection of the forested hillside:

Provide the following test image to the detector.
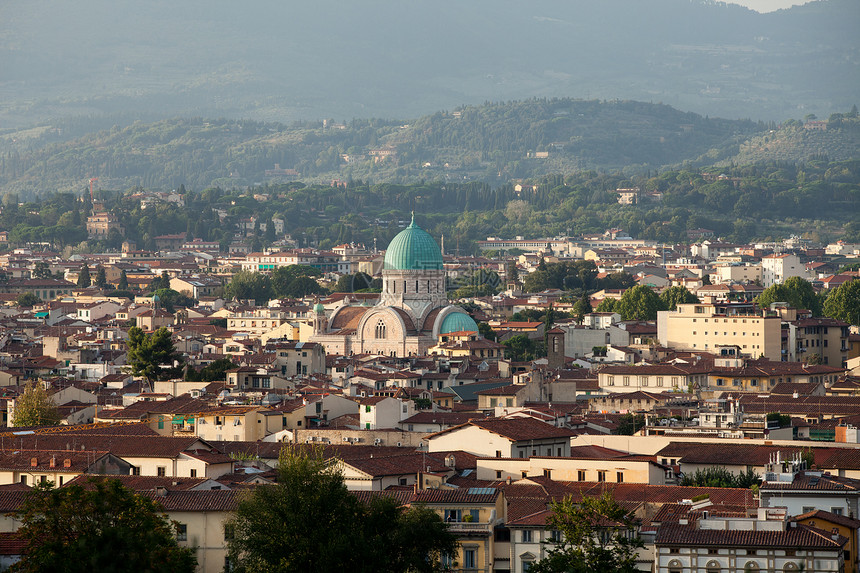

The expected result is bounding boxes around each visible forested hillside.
[2,99,859,199]
[5,158,858,257]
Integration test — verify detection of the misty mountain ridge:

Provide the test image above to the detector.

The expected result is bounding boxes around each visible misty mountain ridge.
[0,0,857,130]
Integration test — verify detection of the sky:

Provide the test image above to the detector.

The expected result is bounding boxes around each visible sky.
[730,0,810,11]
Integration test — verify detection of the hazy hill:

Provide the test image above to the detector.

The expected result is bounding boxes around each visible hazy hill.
[0,0,857,129]
[0,99,770,197]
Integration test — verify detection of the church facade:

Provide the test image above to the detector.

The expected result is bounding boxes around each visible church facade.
[310,216,479,357]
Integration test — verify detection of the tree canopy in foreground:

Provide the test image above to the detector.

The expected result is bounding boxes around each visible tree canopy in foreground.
[529,491,642,573]
[224,446,457,573]
[12,478,196,573]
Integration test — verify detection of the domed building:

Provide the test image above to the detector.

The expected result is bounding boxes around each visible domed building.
[310,215,479,357]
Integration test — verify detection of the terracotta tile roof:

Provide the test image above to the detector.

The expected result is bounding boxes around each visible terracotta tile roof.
[0,533,25,556]
[655,521,846,549]
[400,411,486,426]
[793,508,860,529]
[340,452,449,477]
[410,487,500,505]
[143,489,238,512]
[329,306,370,331]
[762,472,860,492]
[0,450,110,472]
[66,474,218,491]
[428,417,576,442]
[656,442,839,468]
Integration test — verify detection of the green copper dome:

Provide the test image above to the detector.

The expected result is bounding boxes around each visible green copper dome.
[383,214,444,271]
[313,302,325,313]
[440,311,479,335]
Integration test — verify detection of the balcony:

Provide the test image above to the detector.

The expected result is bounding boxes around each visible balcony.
[446,521,494,534]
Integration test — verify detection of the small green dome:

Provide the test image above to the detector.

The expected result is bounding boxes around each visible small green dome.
[313,302,325,313]
[383,214,444,271]
[440,311,479,335]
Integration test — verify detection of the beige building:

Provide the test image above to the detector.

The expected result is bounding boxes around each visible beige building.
[761,252,804,287]
[475,451,669,484]
[86,212,125,238]
[658,302,782,360]
[713,262,761,284]
[427,418,576,458]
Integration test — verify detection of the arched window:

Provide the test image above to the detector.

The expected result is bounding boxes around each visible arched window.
[668,559,683,573]
[783,563,798,573]
[744,562,759,573]
[375,319,386,339]
[706,560,721,573]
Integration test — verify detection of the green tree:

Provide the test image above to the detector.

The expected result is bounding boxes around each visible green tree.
[118,269,129,291]
[333,272,374,293]
[12,478,196,573]
[94,265,107,288]
[224,447,456,573]
[529,491,643,573]
[16,292,42,307]
[823,279,860,325]
[614,414,646,435]
[32,262,52,279]
[572,294,591,324]
[757,277,821,315]
[225,270,273,304]
[507,260,519,283]
[614,285,662,321]
[680,466,761,489]
[12,381,60,427]
[478,322,497,341]
[594,298,618,313]
[659,285,699,311]
[280,275,327,298]
[126,327,184,383]
[270,265,323,297]
[503,334,540,361]
[149,271,171,292]
[77,263,91,288]
[185,358,237,382]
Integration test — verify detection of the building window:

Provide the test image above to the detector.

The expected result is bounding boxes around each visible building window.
[190,469,197,478]
[176,523,187,542]
[157,466,166,477]
[463,549,476,569]
[375,319,386,339]
[616,471,623,483]
[706,561,721,573]
[522,530,532,543]
[598,471,606,482]
[744,563,759,573]
[578,470,586,481]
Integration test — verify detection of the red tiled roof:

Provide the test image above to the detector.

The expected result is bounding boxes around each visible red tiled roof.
[655,521,846,549]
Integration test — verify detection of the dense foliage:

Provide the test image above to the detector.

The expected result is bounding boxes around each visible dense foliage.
[680,467,761,489]
[12,382,60,427]
[224,447,457,573]
[530,492,643,573]
[595,285,699,321]
[125,327,184,382]
[12,478,197,573]
[1,149,859,259]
